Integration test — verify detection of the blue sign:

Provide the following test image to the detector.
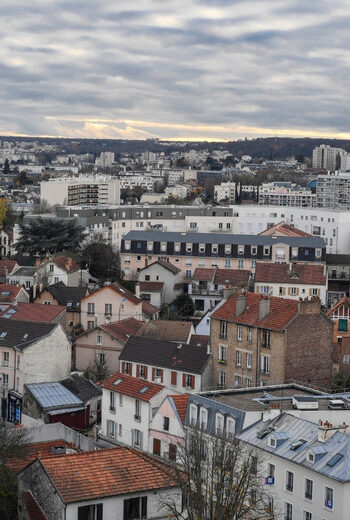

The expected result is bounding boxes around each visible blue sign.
[265,477,274,485]
[325,499,333,509]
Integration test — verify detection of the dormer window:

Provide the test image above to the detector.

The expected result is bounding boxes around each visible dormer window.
[200,407,208,430]
[160,242,167,252]
[190,404,197,426]
[263,246,270,256]
[199,244,205,253]
[307,452,315,463]
[186,243,192,253]
[251,245,257,255]
[212,244,218,254]
[174,242,181,252]
[124,240,131,250]
[225,244,231,255]
[227,417,235,436]
[238,245,244,255]
[147,241,153,251]
[269,436,277,448]
[215,413,224,435]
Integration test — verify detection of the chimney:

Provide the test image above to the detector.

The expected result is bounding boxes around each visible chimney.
[35,258,41,268]
[135,282,140,299]
[317,420,348,443]
[32,283,37,300]
[65,257,72,270]
[223,288,237,300]
[298,297,321,315]
[235,294,247,317]
[259,295,270,321]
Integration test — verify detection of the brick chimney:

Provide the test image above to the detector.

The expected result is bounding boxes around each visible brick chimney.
[318,420,348,443]
[65,258,72,271]
[298,297,321,315]
[35,258,41,268]
[235,294,247,317]
[259,295,270,321]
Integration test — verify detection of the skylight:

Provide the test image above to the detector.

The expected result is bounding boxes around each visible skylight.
[23,334,29,339]
[257,426,274,439]
[7,309,16,314]
[290,439,306,451]
[139,386,150,394]
[0,332,7,338]
[327,454,343,467]
[1,291,10,296]
[113,378,123,387]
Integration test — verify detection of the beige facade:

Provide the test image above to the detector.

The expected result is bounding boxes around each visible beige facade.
[75,328,125,373]
[35,289,85,335]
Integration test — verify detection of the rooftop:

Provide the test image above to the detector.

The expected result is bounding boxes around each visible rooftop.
[83,281,141,306]
[136,320,192,343]
[139,281,164,292]
[25,382,83,411]
[0,318,56,350]
[255,262,327,285]
[0,302,66,322]
[100,372,164,402]
[259,221,312,237]
[99,317,144,342]
[0,283,27,303]
[43,282,88,311]
[140,259,181,275]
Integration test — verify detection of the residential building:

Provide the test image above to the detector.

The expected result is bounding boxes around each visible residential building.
[60,373,102,425]
[259,221,312,238]
[136,320,195,344]
[210,293,333,390]
[254,262,327,305]
[80,282,143,330]
[257,181,316,207]
[195,300,226,336]
[239,412,350,520]
[214,181,236,203]
[100,372,170,448]
[312,143,346,170]
[75,317,143,373]
[164,184,189,199]
[0,283,29,304]
[327,296,350,342]
[121,230,325,280]
[34,282,89,335]
[137,260,182,304]
[18,447,181,520]
[40,175,120,206]
[0,319,71,422]
[316,172,350,209]
[0,259,18,283]
[138,281,164,307]
[119,335,212,393]
[327,254,350,306]
[0,302,66,329]
[189,267,251,313]
[95,151,114,168]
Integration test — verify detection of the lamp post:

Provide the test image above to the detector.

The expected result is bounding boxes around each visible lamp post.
[118,297,126,321]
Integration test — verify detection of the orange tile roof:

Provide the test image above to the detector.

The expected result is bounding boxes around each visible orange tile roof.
[214,269,250,286]
[259,221,312,237]
[0,302,66,322]
[193,268,216,282]
[212,292,298,331]
[39,447,178,503]
[82,282,141,305]
[327,296,350,317]
[53,256,79,273]
[170,394,189,423]
[100,372,164,401]
[255,262,326,285]
[0,283,27,303]
[8,440,76,474]
[0,260,18,277]
[136,320,192,342]
[189,335,209,349]
[142,300,159,317]
[139,281,164,292]
[100,317,144,342]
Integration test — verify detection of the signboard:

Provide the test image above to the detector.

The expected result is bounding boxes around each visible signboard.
[265,477,275,485]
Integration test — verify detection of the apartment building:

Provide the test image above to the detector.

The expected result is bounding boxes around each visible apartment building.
[214,181,236,203]
[120,230,325,280]
[40,175,120,206]
[210,293,333,390]
[316,172,350,209]
[95,151,114,168]
[312,144,346,170]
[258,182,316,207]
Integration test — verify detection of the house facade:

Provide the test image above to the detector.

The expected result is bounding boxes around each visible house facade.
[137,260,182,304]
[327,296,350,343]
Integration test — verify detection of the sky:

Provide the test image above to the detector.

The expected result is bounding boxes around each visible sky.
[2,0,350,141]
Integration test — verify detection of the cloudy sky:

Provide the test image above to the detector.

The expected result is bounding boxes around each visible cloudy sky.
[2,0,350,140]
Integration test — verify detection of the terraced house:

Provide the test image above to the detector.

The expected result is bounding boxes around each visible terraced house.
[210,293,333,391]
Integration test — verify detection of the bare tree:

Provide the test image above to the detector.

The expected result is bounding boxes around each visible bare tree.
[161,428,276,520]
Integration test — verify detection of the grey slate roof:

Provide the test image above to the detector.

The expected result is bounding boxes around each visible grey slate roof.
[60,374,102,403]
[46,282,87,311]
[123,230,326,247]
[120,336,211,374]
[239,413,350,482]
[186,394,246,434]
[0,318,56,351]
[25,382,83,411]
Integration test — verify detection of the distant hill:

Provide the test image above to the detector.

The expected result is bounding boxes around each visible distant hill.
[2,135,350,159]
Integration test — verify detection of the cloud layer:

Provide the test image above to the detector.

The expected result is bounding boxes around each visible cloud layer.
[2,0,350,140]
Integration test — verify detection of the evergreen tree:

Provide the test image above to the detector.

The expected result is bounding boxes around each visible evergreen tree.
[3,159,10,175]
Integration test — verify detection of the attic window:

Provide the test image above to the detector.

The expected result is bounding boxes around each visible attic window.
[307,452,315,463]
[7,309,16,314]
[67,302,73,307]
[290,439,306,451]
[268,437,276,448]
[113,378,123,387]
[0,332,7,338]
[257,426,274,439]
[139,386,149,394]
[327,454,343,467]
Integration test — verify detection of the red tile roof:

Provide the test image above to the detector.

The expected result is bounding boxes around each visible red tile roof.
[0,283,27,303]
[24,491,47,520]
[170,394,189,423]
[100,372,164,401]
[0,260,18,277]
[0,302,66,322]
[53,256,79,273]
[255,262,326,285]
[139,281,164,292]
[214,269,250,286]
[8,440,76,474]
[82,282,141,306]
[142,300,159,317]
[100,318,144,342]
[189,335,209,349]
[259,221,312,237]
[193,268,216,282]
[39,447,178,503]
[136,320,192,342]
[327,296,350,317]
[212,292,298,331]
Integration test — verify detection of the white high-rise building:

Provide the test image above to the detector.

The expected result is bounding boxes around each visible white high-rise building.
[312,144,346,170]
[40,175,120,206]
[95,151,115,168]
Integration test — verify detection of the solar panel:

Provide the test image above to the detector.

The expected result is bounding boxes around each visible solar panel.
[327,454,343,467]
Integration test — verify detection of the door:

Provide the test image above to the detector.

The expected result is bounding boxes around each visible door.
[153,438,161,456]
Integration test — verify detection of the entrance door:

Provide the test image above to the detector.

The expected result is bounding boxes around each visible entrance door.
[153,438,161,456]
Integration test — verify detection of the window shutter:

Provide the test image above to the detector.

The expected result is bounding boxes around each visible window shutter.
[122,362,125,373]
[317,289,320,296]
[282,287,286,295]
[288,288,291,295]
[152,367,155,381]
[182,373,186,387]
[140,431,143,450]
[131,429,134,446]
[159,369,164,383]
[136,365,140,378]
[129,363,133,377]
[144,366,148,379]
[296,288,299,295]
[191,375,195,389]
[309,288,312,296]
[171,371,177,385]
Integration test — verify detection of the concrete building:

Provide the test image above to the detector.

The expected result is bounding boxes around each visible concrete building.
[40,175,120,206]
[258,182,316,207]
[316,172,350,209]
[95,151,114,168]
[214,182,236,203]
[312,144,346,170]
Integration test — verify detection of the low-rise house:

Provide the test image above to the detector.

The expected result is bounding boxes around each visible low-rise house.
[100,372,170,449]
[259,221,312,237]
[141,300,160,321]
[60,373,102,425]
[239,412,350,520]
[210,293,333,390]
[327,296,350,342]
[0,259,18,283]
[136,320,195,344]
[254,262,327,305]
[34,281,89,335]
[0,319,71,422]
[195,299,226,336]
[0,283,29,304]
[189,267,250,313]
[38,256,82,286]
[0,302,66,329]
[138,259,182,304]
[139,281,164,307]
[75,317,144,373]
[18,447,181,520]
[119,336,212,393]
[80,281,143,330]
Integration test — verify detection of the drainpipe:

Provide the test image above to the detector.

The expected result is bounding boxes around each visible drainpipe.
[256,328,261,386]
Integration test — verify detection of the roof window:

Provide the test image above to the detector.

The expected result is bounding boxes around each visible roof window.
[0,332,7,338]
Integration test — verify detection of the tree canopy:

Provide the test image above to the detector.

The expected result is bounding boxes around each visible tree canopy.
[3,159,10,175]
[173,292,195,317]
[16,218,86,257]
[80,237,121,282]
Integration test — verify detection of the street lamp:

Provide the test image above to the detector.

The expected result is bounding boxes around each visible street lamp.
[118,298,126,321]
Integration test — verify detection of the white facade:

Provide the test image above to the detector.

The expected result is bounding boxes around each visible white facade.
[40,175,120,206]
[316,172,350,209]
[258,182,316,207]
[138,262,182,305]
[312,144,346,170]
[165,184,189,199]
[255,280,327,305]
[214,182,236,203]
[95,151,114,168]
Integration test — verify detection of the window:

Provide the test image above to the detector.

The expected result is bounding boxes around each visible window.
[246,352,252,368]
[186,243,192,253]
[185,257,192,266]
[236,350,242,366]
[211,257,218,267]
[247,327,253,342]
[200,407,208,429]
[291,247,298,258]
[251,245,257,255]
[261,355,270,374]
[268,463,275,479]
[212,244,218,254]
[78,504,103,520]
[16,356,20,370]
[124,362,132,375]
[303,512,312,520]
[225,258,231,268]
[123,496,147,520]
[97,353,105,365]
[219,345,227,363]
[238,245,244,255]
[163,416,170,431]
[262,330,270,347]
[119,394,123,406]
[2,352,9,367]
[218,370,226,389]
[324,486,333,509]
[87,303,95,315]
[133,429,142,448]
[49,264,54,272]
[105,303,112,315]
[220,320,227,338]
[107,419,115,438]
[245,377,252,387]
[135,399,141,420]
[97,334,103,345]
[315,248,322,258]
[237,325,243,341]
[215,413,224,435]
[238,259,244,269]
[185,374,193,388]
[227,417,235,436]
[190,404,197,425]
[305,478,313,500]
[185,270,192,278]
[338,318,348,332]
[286,471,294,492]
[284,502,292,520]
[234,375,241,388]
[263,246,270,256]
[110,391,116,411]
[269,436,277,448]
[54,277,59,283]
[2,373,8,388]
[88,320,94,330]
[139,365,147,378]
